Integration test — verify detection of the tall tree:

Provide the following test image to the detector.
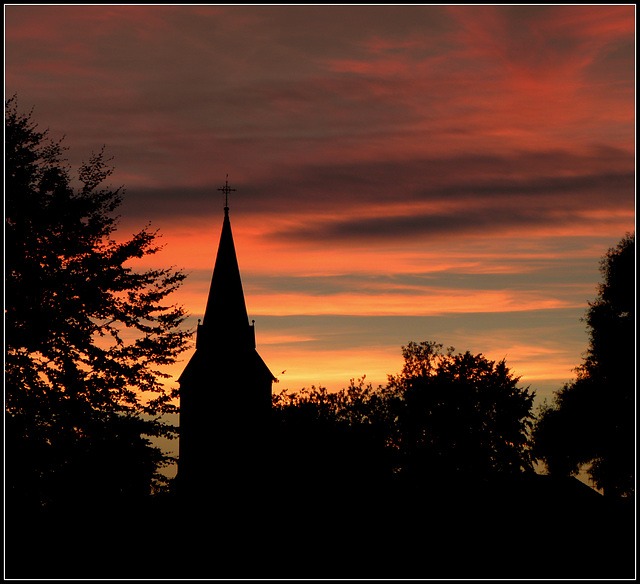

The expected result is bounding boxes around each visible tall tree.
[5,97,190,508]
[533,234,635,496]
[387,342,536,481]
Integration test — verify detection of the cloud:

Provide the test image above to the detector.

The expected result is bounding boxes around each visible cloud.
[447,5,635,80]
[7,5,634,205]
[242,287,581,318]
[266,170,634,244]
[117,144,634,218]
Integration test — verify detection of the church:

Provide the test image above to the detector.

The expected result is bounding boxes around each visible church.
[177,177,275,499]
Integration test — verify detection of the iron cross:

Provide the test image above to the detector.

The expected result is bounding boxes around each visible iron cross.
[218,174,236,208]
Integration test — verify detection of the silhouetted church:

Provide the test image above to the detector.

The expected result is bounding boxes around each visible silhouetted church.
[177,178,275,498]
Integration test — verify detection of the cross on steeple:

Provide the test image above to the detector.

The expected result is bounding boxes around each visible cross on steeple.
[218,174,236,209]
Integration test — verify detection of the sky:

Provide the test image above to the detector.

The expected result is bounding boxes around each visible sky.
[5,5,636,411]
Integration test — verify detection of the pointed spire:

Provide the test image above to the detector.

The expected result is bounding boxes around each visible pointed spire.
[201,202,250,335]
[186,176,258,356]
[178,175,275,387]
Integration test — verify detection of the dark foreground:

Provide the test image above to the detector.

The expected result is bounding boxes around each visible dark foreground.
[6,474,635,579]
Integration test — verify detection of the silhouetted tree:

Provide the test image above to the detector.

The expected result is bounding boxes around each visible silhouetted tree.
[533,234,635,496]
[271,378,396,490]
[5,97,190,508]
[387,342,536,483]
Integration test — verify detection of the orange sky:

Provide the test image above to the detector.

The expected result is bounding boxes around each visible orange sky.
[5,5,636,411]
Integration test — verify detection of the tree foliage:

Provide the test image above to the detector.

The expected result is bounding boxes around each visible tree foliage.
[533,234,635,496]
[387,342,536,480]
[271,378,397,488]
[272,342,536,486]
[5,97,190,507]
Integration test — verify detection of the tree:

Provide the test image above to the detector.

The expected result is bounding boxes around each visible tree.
[387,342,536,482]
[533,234,635,496]
[5,97,190,508]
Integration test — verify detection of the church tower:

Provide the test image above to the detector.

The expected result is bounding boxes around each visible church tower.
[177,177,275,499]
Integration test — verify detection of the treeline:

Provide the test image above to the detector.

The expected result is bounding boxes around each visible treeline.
[270,342,536,491]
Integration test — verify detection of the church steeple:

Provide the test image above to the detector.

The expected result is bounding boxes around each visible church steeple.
[197,205,254,351]
[177,177,275,497]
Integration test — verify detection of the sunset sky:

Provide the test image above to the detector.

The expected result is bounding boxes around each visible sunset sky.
[5,5,636,409]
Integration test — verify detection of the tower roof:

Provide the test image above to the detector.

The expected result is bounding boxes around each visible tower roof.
[201,206,249,332]
[178,186,275,385]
